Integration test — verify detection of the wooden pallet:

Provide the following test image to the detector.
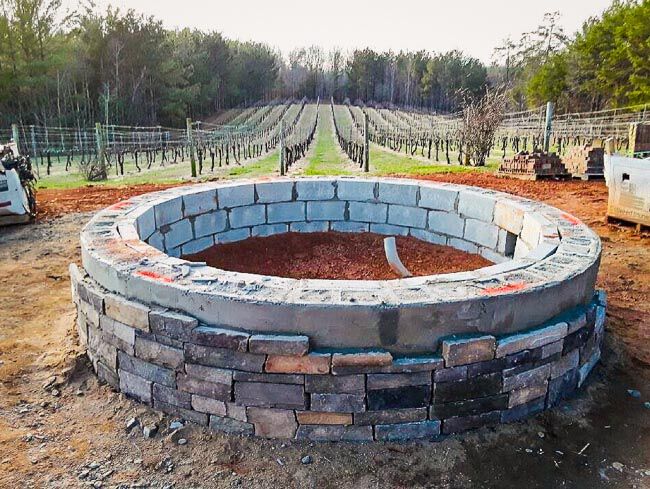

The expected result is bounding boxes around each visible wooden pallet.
[572,173,605,181]
[497,170,571,181]
[606,215,650,233]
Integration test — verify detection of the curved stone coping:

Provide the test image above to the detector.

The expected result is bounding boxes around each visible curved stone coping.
[70,262,606,441]
[79,177,601,353]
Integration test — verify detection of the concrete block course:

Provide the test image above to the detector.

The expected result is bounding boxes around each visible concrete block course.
[74,177,604,441]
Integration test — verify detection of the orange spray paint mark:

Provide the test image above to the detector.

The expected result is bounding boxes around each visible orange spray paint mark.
[135,270,173,283]
[108,200,133,210]
[481,281,527,295]
[560,213,580,226]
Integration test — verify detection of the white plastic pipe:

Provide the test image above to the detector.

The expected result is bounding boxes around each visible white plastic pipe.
[383,236,413,278]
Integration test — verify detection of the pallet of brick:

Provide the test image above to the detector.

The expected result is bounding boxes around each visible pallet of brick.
[498,151,569,180]
[563,145,605,180]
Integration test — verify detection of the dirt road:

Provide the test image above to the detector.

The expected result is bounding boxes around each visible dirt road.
[0,176,648,488]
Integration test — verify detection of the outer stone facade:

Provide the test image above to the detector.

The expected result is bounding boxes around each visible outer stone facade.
[71,177,605,440]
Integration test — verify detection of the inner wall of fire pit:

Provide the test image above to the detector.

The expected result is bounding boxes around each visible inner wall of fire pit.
[72,177,605,441]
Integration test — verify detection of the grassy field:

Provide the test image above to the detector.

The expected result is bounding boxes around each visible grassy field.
[302,105,353,176]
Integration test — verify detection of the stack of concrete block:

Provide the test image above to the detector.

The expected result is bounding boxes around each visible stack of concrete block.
[499,152,569,180]
[563,146,605,179]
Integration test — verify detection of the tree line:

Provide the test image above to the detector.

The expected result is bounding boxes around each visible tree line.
[492,1,650,112]
[1,0,647,130]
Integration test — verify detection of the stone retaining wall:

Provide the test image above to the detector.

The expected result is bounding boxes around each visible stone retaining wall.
[71,177,605,440]
[71,264,605,441]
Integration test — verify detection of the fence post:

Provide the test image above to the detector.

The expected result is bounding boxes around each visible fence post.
[95,122,107,180]
[11,123,20,153]
[543,101,554,153]
[187,117,197,178]
[279,118,285,176]
[363,112,370,172]
[29,125,39,177]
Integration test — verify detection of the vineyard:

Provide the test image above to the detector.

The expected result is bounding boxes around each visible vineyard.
[1,100,649,188]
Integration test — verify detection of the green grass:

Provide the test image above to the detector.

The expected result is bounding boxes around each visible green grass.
[303,105,353,176]
[369,145,500,176]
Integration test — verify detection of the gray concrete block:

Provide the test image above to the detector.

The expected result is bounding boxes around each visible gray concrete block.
[248,334,309,356]
[119,369,152,404]
[375,420,440,441]
[310,393,366,413]
[296,424,373,442]
[209,415,254,435]
[267,202,305,223]
[348,201,387,223]
[193,210,227,238]
[153,383,191,409]
[494,202,525,235]
[370,223,409,236]
[183,190,217,217]
[99,315,135,354]
[185,344,265,372]
[354,407,428,425]
[428,211,465,238]
[181,236,214,255]
[255,181,293,203]
[235,382,305,409]
[136,208,156,240]
[502,364,551,392]
[306,201,346,221]
[464,219,499,248]
[165,218,193,249]
[191,326,249,351]
[448,238,478,254]
[149,310,197,341]
[192,394,227,415]
[458,192,496,222]
[337,180,375,201]
[215,228,250,244]
[409,228,447,245]
[177,373,231,400]
[388,205,427,229]
[135,335,184,370]
[378,182,418,206]
[218,184,254,209]
[305,374,365,394]
[154,198,182,227]
[366,372,431,390]
[496,322,568,357]
[252,223,288,237]
[330,221,369,233]
[104,294,150,332]
[229,205,266,228]
[296,180,335,200]
[419,187,457,211]
[118,351,176,387]
[290,221,329,233]
[185,363,233,385]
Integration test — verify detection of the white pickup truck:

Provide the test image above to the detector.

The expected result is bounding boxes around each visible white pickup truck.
[0,142,36,226]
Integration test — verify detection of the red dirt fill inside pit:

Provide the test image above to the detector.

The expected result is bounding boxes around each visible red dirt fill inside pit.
[183,231,494,280]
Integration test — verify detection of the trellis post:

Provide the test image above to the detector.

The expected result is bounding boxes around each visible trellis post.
[11,123,20,153]
[95,122,107,180]
[29,125,39,177]
[543,101,554,153]
[279,118,285,176]
[363,112,370,172]
[187,117,197,178]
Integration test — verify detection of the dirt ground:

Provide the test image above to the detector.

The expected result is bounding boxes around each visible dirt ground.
[0,175,648,488]
[184,232,492,280]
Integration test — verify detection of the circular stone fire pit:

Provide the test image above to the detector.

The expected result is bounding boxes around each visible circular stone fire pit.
[70,177,606,441]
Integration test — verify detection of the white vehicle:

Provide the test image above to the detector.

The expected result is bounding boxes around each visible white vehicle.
[604,153,650,228]
[0,142,36,226]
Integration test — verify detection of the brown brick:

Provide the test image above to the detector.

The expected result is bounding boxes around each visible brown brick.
[104,294,150,331]
[332,351,392,368]
[296,412,353,425]
[265,353,331,374]
[441,335,496,367]
[508,383,548,408]
[248,334,309,356]
[246,407,297,439]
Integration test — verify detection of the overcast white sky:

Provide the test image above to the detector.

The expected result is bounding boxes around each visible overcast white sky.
[66,0,613,62]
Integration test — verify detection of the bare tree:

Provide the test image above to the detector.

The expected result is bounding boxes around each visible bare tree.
[458,89,506,166]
